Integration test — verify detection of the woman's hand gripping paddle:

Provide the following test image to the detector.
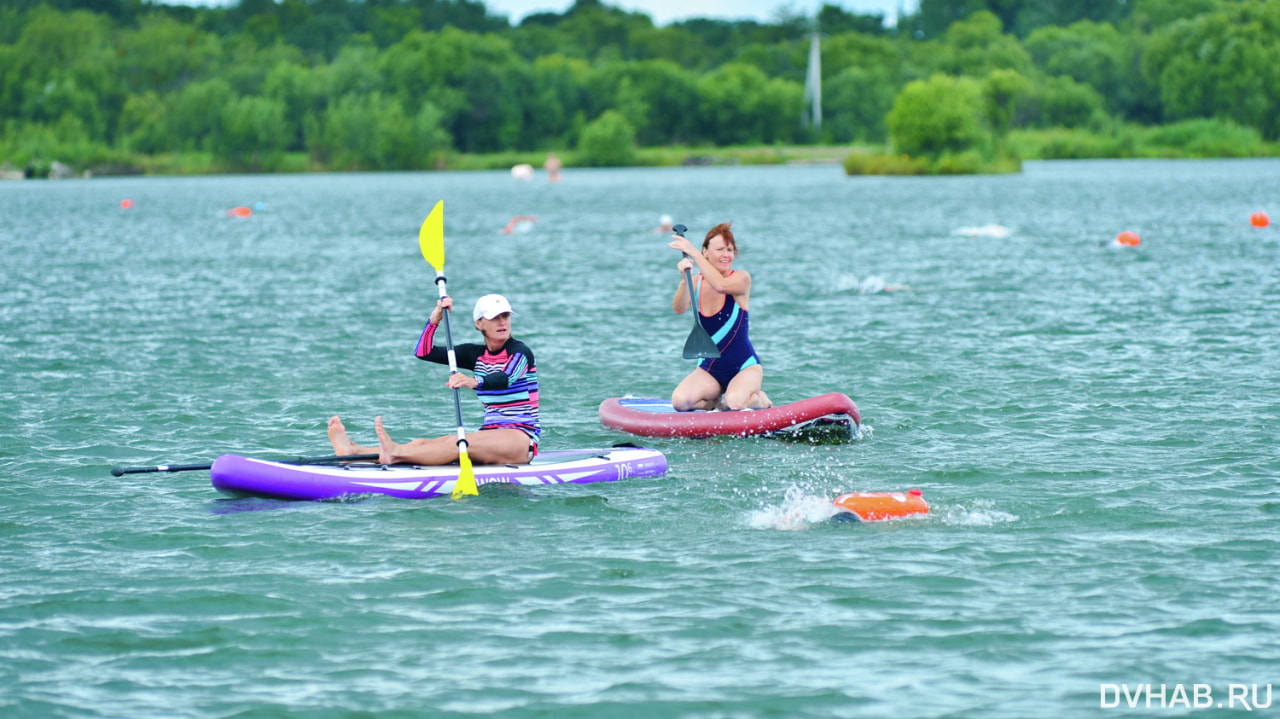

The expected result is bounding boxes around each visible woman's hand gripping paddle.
[671,224,721,360]
[419,200,478,498]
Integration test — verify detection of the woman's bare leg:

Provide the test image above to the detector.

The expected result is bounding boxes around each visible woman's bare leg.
[724,365,770,410]
[672,368,724,412]
[373,416,459,465]
[372,418,532,466]
[464,428,535,465]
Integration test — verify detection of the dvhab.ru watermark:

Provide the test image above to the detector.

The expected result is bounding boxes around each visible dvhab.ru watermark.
[1101,684,1272,711]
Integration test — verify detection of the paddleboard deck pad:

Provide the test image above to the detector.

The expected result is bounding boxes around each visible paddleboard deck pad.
[832,489,929,522]
[598,393,860,442]
[210,445,668,501]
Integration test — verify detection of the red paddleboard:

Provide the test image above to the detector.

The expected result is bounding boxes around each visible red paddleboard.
[599,393,859,441]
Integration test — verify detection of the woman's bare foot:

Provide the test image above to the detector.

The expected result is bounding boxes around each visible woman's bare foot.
[374,416,400,465]
[328,416,361,456]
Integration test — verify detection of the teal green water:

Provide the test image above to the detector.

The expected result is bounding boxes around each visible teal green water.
[3,161,1279,717]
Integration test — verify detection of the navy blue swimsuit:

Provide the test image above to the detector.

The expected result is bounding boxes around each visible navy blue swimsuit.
[693,273,762,389]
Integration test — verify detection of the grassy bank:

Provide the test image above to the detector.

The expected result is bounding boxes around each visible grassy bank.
[445,144,859,171]
[7,120,1279,180]
[843,150,1022,176]
[1008,119,1280,160]
[3,144,860,178]
[838,119,1279,176]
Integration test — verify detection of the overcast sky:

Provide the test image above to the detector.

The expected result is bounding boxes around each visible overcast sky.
[484,0,918,26]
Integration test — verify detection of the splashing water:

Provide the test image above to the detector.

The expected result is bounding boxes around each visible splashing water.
[748,484,842,530]
[934,499,1018,527]
[954,224,1012,238]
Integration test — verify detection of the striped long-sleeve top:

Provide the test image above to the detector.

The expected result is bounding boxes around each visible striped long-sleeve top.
[414,321,540,440]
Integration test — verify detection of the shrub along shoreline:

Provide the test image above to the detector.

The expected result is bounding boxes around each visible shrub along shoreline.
[6,119,1276,180]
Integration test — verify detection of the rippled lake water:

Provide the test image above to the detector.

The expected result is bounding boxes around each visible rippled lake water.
[3,159,1279,717]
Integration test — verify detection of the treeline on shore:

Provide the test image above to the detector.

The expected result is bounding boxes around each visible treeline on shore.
[2,0,1278,177]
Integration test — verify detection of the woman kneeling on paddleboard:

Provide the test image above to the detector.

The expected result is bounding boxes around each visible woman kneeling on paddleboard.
[669,222,771,412]
[327,294,540,465]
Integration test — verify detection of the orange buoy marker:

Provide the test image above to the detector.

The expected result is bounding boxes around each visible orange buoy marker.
[1251,211,1270,228]
[1116,231,1141,247]
[833,488,929,522]
[120,199,134,209]
[228,206,253,218]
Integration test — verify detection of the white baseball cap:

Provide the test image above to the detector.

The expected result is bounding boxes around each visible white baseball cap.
[473,294,514,321]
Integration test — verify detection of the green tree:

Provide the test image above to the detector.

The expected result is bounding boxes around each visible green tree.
[325,40,383,98]
[368,5,419,48]
[166,78,233,152]
[933,11,1034,77]
[118,91,169,153]
[554,1,655,60]
[216,94,290,170]
[981,68,1032,136]
[378,27,524,153]
[1130,0,1223,32]
[1143,0,1280,138]
[116,14,219,95]
[314,92,450,170]
[521,54,590,148]
[823,66,896,143]
[264,60,321,152]
[577,108,636,166]
[695,62,803,146]
[2,7,119,140]
[902,0,1133,39]
[817,3,889,35]
[581,59,699,146]
[886,73,987,157]
[620,59,700,145]
[1027,75,1108,128]
[821,30,910,85]
[1024,20,1154,122]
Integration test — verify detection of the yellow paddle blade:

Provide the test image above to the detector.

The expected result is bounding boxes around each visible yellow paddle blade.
[451,451,478,498]
[419,200,445,272]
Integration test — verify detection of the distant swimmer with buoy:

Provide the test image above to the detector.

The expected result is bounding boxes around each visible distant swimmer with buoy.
[503,216,537,235]
[668,222,771,412]
[1115,231,1141,247]
[544,152,562,183]
[653,214,674,233]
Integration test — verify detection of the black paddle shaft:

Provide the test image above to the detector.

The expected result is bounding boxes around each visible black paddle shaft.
[433,275,470,452]
[671,224,721,359]
[110,453,380,476]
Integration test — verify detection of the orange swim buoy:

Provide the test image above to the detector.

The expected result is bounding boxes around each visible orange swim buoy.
[228,206,252,218]
[1251,211,1270,228]
[833,488,929,522]
[120,199,133,209]
[1116,231,1141,247]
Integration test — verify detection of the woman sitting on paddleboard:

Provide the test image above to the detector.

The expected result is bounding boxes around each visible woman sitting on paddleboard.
[327,294,540,465]
[669,222,771,412]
